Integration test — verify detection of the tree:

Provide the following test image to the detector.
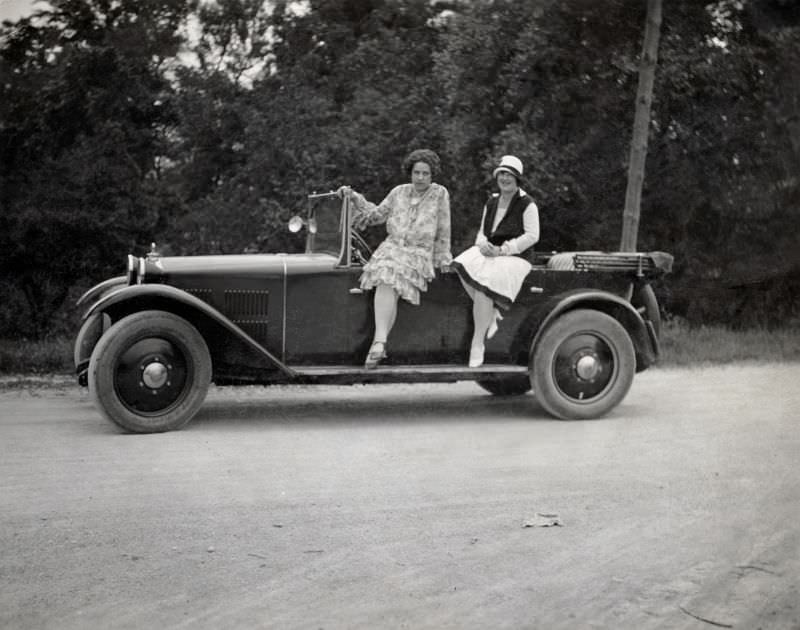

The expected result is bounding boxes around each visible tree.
[171,0,454,256]
[641,0,800,324]
[434,0,647,251]
[0,0,191,336]
[620,0,662,252]
[2,0,798,336]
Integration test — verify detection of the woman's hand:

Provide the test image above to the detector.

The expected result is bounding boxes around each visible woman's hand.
[336,185,353,199]
[437,255,453,272]
[479,242,500,257]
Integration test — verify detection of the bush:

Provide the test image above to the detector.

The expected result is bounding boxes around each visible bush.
[0,336,73,375]
[658,318,800,366]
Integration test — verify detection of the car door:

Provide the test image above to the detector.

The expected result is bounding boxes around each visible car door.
[282,259,369,365]
[381,269,473,365]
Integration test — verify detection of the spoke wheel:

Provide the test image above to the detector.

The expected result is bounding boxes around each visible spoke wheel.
[88,311,211,433]
[532,309,635,420]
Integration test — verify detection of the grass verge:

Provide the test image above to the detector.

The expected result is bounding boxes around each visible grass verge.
[0,336,73,375]
[658,319,800,366]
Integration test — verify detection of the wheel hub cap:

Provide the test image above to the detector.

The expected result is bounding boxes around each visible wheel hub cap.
[553,333,616,401]
[114,338,188,414]
[575,354,600,380]
[142,360,169,389]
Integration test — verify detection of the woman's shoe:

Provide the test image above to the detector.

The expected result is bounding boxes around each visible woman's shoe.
[468,344,485,368]
[364,341,387,369]
[487,308,503,339]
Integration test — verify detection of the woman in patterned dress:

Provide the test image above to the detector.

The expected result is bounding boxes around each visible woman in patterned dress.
[452,155,540,367]
[337,149,452,368]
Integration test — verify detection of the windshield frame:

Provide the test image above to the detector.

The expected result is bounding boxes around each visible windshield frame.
[304,192,352,267]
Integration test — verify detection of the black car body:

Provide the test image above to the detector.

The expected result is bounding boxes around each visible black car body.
[74,192,673,432]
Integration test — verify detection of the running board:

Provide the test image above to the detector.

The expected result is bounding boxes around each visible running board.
[290,364,529,385]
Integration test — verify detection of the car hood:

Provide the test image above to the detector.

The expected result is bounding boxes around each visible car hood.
[143,252,339,279]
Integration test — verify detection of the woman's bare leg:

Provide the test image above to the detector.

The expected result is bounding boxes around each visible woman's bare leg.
[471,291,494,347]
[458,277,476,301]
[373,283,398,343]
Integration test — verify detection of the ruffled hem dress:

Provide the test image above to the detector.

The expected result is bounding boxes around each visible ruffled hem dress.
[452,190,539,311]
[452,247,533,311]
[351,183,452,305]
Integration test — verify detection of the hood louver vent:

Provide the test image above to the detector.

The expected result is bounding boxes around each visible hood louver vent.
[186,288,213,304]
[224,289,270,343]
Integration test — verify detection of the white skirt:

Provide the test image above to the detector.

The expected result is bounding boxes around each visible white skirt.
[452,245,532,310]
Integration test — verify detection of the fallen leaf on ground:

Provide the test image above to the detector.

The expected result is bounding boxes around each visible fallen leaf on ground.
[522,513,562,528]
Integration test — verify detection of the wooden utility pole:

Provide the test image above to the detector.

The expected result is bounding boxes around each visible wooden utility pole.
[620,0,662,252]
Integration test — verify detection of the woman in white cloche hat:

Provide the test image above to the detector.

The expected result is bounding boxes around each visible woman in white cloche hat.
[451,155,540,367]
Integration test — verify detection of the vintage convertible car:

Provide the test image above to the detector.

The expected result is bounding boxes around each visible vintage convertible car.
[74,191,673,433]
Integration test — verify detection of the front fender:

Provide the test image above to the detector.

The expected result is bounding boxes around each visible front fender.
[83,284,296,378]
[521,289,658,371]
[74,311,112,382]
[76,276,127,307]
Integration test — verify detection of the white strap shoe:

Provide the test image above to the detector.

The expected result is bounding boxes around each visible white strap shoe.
[487,308,503,339]
[364,341,387,369]
[468,344,485,368]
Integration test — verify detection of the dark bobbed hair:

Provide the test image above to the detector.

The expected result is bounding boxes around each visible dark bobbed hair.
[402,148,441,179]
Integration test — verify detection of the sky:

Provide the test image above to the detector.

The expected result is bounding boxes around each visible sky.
[0,0,49,22]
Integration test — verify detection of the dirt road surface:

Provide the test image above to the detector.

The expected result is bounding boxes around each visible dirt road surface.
[1,364,799,629]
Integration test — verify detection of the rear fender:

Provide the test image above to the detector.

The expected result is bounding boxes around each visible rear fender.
[517,289,658,372]
[82,284,296,378]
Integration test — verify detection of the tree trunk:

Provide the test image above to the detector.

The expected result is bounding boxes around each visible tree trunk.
[620,0,662,252]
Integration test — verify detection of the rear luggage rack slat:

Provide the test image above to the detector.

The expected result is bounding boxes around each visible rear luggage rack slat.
[573,253,651,272]
[545,251,673,276]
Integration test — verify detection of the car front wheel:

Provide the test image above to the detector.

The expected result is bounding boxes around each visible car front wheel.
[88,310,211,433]
[531,309,635,420]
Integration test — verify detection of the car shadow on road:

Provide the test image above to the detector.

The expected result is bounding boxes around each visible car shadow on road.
[189,385,555,429]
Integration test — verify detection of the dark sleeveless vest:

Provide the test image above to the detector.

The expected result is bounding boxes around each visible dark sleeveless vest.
[482,190,533,249]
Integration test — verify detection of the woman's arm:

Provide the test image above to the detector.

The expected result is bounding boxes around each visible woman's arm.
[350,187,397,229]
[474,205,489,247]
[499,201,540,255]
[433,187,452,268]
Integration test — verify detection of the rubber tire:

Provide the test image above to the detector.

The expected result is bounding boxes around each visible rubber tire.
[532,309,635,420]
[88,310,211,433]
[476,375,532,396]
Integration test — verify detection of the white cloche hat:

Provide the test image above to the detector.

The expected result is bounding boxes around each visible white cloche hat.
[492,155,524,180]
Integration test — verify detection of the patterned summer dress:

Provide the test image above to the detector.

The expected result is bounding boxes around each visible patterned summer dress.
[350,183,452,305]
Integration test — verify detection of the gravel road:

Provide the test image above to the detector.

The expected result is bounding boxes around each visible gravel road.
[1,363,798,629]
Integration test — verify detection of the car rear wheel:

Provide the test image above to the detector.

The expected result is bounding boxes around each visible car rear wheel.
[532,309,635,420]
[88,310,211,433]
[476,375,531,396]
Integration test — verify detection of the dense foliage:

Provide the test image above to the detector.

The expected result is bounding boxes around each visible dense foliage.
[1,0,798,337]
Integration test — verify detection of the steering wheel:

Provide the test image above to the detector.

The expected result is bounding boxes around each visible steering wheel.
[351,228,372,265]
